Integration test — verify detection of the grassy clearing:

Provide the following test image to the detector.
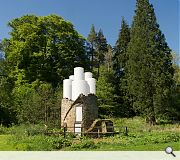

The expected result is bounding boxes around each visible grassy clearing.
[0,117,179,151]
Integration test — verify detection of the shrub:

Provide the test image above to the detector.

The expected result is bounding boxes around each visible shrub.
[0,126,8,134]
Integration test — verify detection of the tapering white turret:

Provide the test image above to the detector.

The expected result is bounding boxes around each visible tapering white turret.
[63,79,72,99]
[63,67,96,101]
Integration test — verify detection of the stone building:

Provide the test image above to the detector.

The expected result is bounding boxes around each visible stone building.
[61,67,114,136]
[61,67,98,134]
[61,94,98,133]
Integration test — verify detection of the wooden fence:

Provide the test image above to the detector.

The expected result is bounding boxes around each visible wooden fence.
[46,126,129,138]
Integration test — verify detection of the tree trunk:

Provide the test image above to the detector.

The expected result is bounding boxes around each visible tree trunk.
[91,45,94,71]
[97,60,100,81]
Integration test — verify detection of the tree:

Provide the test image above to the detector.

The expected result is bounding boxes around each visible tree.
[0,42,16,126]
[13,80,62,125]
[105,44,113,72]
[0,41,5,76]
[172,52,180,84]
[125,0,174,124]
[87,24,97,70]
[3,14,89,87]
[0,41,4,59]
[95,29,108,80]
[113,18,134,117]
[169,53,180,121]
[0,76,16,126]
[114,18,130,78]
[96,65,116,117]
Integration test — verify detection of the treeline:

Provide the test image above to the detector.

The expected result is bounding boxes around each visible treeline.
[0,0,180,126]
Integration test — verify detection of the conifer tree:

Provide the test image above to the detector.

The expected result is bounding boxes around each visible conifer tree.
[113,18,134,117]
[87,26,108,79]
[87,24,97,70]
[105,44,113,72]
[125,0,174,124]
[95,29,108,80]
[114,17,130,78]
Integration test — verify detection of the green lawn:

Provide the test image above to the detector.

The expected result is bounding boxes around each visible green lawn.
[0,135,16,150]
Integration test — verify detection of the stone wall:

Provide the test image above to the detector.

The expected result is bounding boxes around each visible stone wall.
[61,98,75,132]
[61,94,98,133]
[82,94,98,131]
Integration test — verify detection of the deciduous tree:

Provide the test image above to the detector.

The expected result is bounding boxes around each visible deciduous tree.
[4,14,89,87]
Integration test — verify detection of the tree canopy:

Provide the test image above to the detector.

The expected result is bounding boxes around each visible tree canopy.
[0,3,179,126]
[125,0,174,124]
[4,14,89,87]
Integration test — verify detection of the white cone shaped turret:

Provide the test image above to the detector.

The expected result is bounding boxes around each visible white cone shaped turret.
[72,80,90,101]
[63,67,96,101]
[85,72,92,80]
[69,75,74,80]
[74,67,84,80]
[86,78,96,94]
[63,79,72,99]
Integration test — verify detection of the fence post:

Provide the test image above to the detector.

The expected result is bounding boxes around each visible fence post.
[119,127,121,136]
[63,127,66,138]
[98,128,100,138]
[63,123,67,138]
[125,126,128,136]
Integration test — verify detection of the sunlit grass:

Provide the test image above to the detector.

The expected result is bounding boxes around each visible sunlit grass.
[0,135,16,150]
[0,117,179,151]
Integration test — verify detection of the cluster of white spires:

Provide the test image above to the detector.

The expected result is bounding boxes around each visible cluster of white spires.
[63,67,96,101]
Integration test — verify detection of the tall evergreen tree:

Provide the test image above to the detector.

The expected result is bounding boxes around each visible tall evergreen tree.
[96,65,116,117]
[114,17,130,78]
[105,44,113,72]
[113,18,134,117]
[125,0,174,124]
[87,24,97,70]
[87,26,108,80]
[0,41,3,59]
[95,29,108,80]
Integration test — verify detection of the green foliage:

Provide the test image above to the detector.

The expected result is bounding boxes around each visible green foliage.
[0,125,9,134]
[96,66,116,117]
[0,135,16,150]
[104,45,113,72]
[114,17,130,76]
[95,132,180,151]
[0,76,16,126]
[70,137,97,150]
[0,118,180,151]
[87,24,97,70]
[4,14,89,87]
[3,124,71,150]
[95,29,108,64]
[12,81,62,125]
[113,17,134,117]
[87,26,108,79]
[9,135,72,151]
[125,0,174,123]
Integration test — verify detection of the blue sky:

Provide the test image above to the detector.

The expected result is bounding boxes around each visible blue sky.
[0,0,179,57]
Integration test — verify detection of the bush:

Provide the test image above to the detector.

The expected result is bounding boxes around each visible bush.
[0,126,9,134]
[6,124,72,151]
[6,124,47,136]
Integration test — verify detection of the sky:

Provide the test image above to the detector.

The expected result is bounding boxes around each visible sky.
[0,0,179,59]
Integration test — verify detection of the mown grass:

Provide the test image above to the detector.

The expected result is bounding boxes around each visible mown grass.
[0,117,179,151]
